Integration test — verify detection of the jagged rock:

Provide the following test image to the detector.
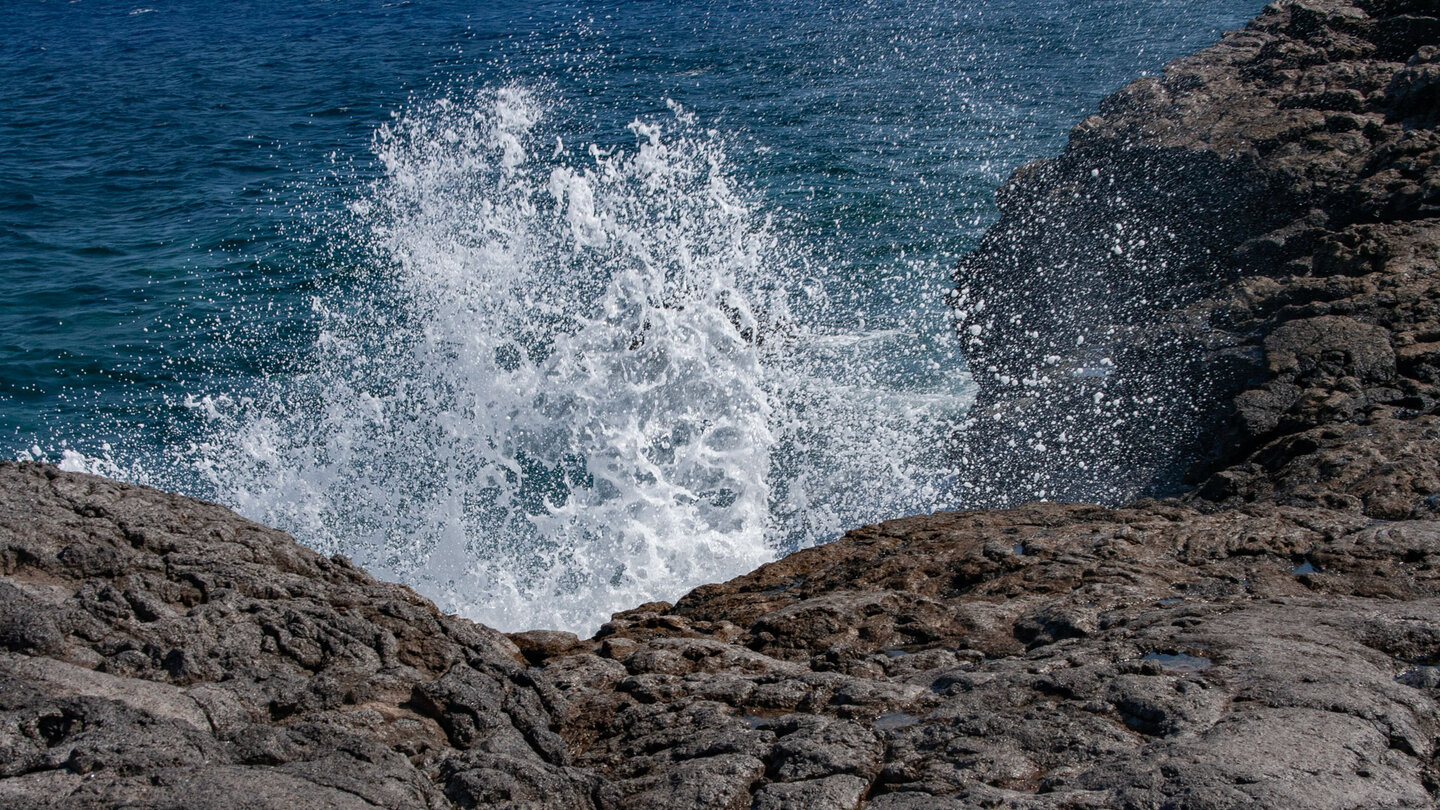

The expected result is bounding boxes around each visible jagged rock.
[952,0,1440,508]
[12,460,1435,807]
[0,462,578,808]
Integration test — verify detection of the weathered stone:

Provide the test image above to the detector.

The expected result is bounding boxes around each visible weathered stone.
[751,774,870,810]
[952,0,1440,508]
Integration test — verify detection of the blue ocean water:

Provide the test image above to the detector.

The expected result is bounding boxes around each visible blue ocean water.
[1,0,1258,632]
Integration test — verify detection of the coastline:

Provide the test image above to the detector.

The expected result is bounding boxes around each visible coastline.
[3,1,1439,807]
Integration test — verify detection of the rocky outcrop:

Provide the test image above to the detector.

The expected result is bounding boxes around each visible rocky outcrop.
[0,463,597,808]
[4,463,1439,808]
[952,0,1440,508]
[3,1,1439,808]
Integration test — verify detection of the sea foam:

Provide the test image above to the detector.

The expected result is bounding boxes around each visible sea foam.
[177,86,971,634]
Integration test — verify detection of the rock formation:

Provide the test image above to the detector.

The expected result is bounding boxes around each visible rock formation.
[2,0,1438,807]
[953,0,1440,508]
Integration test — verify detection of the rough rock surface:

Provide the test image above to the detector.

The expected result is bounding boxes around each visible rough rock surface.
[6,469,1440,809]
[952,0,1440,507]
[0,463,596,809]
[3,1,1440,808]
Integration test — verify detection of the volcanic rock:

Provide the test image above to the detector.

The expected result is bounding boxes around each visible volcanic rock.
[953,0,1440,508]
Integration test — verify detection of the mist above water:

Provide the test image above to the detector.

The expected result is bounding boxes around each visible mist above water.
[4,0,1262,636]
[172,87,969,634]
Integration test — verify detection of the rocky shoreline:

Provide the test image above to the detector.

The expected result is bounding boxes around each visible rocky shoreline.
[3,1,1439,807]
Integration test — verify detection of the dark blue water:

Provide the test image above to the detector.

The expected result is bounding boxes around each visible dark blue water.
[1,0,1259,631]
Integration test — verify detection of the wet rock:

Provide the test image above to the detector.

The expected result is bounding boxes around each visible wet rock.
[952,0,1440,508]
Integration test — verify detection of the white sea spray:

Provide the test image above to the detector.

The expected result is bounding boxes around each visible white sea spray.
[172,85,971,635]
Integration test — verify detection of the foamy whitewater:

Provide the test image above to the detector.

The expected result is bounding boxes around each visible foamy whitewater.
[142,87,970,634]
[7,1,1260,637]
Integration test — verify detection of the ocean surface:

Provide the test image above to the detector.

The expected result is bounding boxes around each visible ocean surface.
[1,0,1258,634]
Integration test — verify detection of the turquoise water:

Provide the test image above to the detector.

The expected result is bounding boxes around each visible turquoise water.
[2,0,1258,631]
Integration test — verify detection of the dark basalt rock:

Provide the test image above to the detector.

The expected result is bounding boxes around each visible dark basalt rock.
[953,0,1440,508]
[4,463,1439,808]
[0,462,598,809]
[3,1,1439,807]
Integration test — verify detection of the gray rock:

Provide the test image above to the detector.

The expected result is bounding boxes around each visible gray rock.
[751,774,870,810]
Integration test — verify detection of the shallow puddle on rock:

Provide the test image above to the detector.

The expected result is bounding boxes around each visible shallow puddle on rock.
[1142,651,1213,674]
[1292,560,1319,574]
[1397,666,1440,689]
[874,712,920,731]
